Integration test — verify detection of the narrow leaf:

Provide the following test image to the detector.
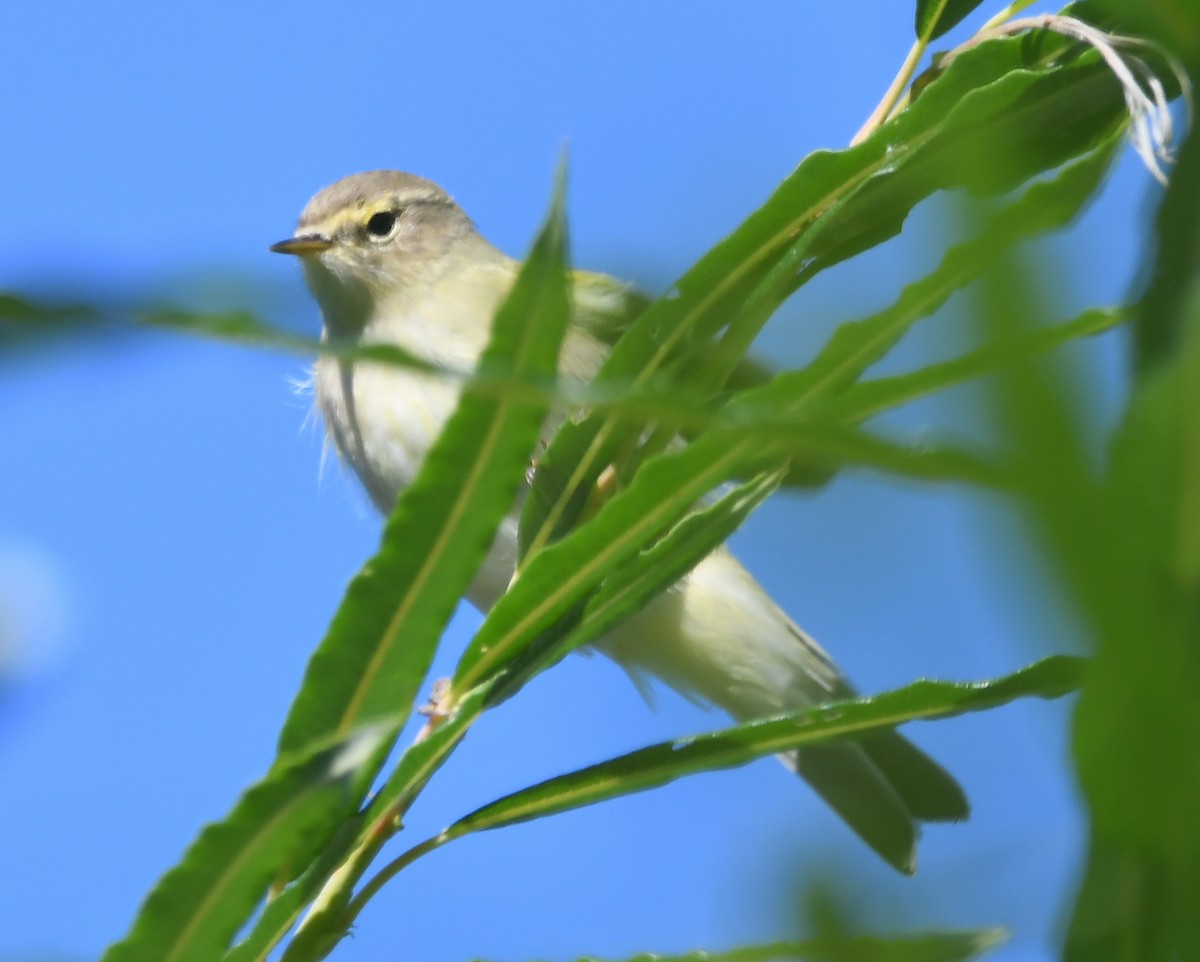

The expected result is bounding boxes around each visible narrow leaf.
[916,0,987,41]
[454,428,767,694]
[490,470,784,702]
[274,685,491,959]
[827,306,1125,423]
[470,929,1007,962]
[447,657,1081,835]
[0,291,102,350]
[102,727,388,962]
[523,35,1126,556]
[728,136,1121,422]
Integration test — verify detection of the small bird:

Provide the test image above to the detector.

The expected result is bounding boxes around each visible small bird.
[272,170,968,873]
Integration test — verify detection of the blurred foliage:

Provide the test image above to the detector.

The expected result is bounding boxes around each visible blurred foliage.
[4,1,1197,961]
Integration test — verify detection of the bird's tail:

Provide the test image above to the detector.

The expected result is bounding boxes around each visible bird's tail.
[602,546,968,874]
[786,730,968,874]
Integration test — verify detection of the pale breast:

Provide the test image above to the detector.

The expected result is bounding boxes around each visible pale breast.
[315,353,464,514]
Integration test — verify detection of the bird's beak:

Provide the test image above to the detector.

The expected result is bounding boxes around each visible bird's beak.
[270,234,334,255]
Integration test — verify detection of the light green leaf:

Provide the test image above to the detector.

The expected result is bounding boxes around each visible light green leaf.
[447,656,1081,836]
[270,685,491,962]
[827,306,1125,423]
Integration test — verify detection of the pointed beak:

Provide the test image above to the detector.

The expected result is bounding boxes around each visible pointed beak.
[270,234,334,255]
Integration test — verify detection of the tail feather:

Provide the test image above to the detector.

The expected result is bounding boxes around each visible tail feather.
[791,743,919,875]
[860,730,970,823]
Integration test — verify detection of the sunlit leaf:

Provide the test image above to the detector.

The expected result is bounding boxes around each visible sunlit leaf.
[453,430,759,693]
[523,30,1127,557]
[447,657,1081,835]
[488,469,784,702]
[102,727,389,962]
[729,137,1121,422]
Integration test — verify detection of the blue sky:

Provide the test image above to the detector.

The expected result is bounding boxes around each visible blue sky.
[0,3,1163,960]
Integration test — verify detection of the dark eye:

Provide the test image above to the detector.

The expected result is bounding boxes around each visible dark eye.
[365,210,398,238]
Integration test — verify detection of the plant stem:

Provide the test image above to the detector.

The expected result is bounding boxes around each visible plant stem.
[340,831,453,930]
[851,35,929,145]
[851,0,1042,145]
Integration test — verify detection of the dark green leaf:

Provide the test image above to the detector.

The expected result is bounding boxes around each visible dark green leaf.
[488,469,784,703]
[522,33,1126,557]
[102,727,388,962]
[454,430,757,693]
[0,291,102,351]
[916,0,987,41]
[447,656,1081,835]
[1089,0,1200,63]
[729,137,1121,421]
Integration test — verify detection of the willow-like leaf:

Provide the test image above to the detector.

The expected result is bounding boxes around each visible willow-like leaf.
[827,306,1124,423]
[488,469,785,704]
[916,0,989,41]
[473,929,1007,962]
[453,430,760,693]
[447,657,1081,836]
[102,727,389,962]
[726,134,1121,424]
[522,27,1127,559]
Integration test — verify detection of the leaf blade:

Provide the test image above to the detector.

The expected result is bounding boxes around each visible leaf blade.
[449,656,1082,836]
[101,728,388,962]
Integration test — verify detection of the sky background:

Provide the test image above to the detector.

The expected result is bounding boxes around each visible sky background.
[0,3,1163,961]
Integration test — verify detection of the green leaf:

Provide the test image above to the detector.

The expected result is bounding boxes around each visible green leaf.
[101,727,389,962]
[746,424,1010,489]
[827,306,1125,423]
[1062,830,1196,962]
[915,0,987,41]
[268,685,491,962]
[145,307,439,375]
[468,929,1008,962]
[488,469,785,702]
[0,291,101,351]
[1072,336,1200,854]
[454,430,758,693]
[446,656,1081,836]
[730,136,1121,422]
[522,33,1126,557]
[275,168,573,761]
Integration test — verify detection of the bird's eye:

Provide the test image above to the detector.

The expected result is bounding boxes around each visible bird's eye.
[365,210,398,239]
